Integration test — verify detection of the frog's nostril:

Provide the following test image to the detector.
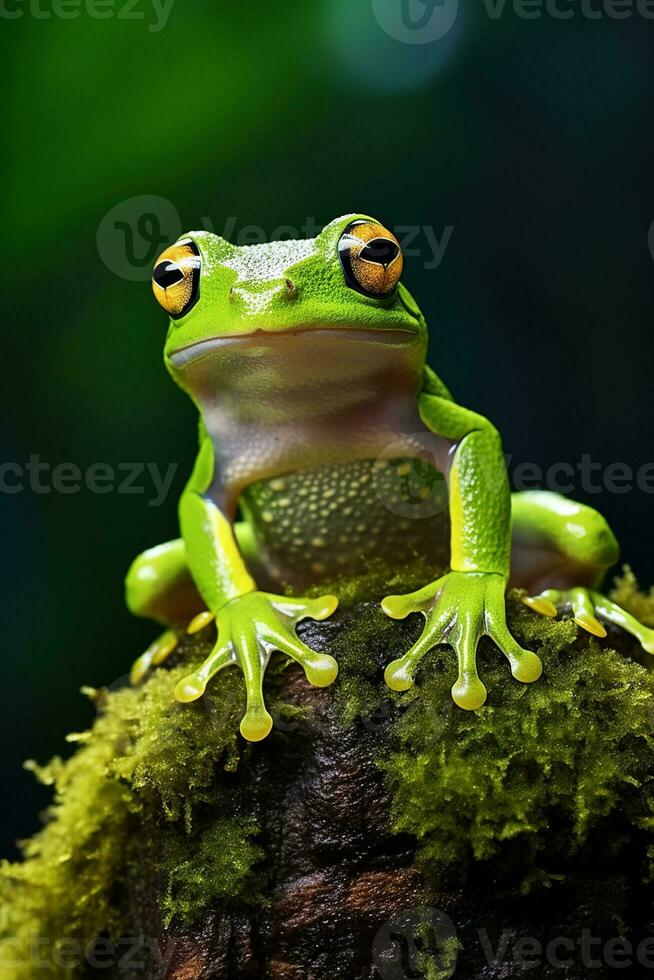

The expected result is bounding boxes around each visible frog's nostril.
[230,279,297,306]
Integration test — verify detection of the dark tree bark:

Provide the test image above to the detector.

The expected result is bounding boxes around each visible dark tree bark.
[97,606,654,980]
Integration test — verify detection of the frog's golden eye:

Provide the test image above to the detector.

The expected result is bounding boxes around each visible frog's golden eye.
[338,219,403,298]
[152,239,201,319]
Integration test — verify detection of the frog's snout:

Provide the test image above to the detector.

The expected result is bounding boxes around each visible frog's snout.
[230,277,299,308]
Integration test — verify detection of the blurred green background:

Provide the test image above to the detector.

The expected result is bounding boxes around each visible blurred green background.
[2,0,654,858]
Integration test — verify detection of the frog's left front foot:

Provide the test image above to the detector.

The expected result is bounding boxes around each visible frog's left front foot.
[524,587,654,653]
[382,571,543,710]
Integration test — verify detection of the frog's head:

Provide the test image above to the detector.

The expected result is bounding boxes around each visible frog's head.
[151,214,427,392]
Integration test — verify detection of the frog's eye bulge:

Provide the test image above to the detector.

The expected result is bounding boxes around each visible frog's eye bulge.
[152,239,201,319]
[338,219,403,298]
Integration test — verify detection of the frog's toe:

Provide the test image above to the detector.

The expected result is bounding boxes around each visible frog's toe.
[174,643,234,704]
[231,629,275,742]
[568,588,608,637]
[297,593,339,623]
[382,595,416,620]
[383,605,452,692]
[452,673,487,711]
[485,604,544,684]
[187,610,216,635]
[174,673,207,703]
[382,577,446,621]
[130,629,179,685]
[522,595,558,618]
[384,654,417,692]
[240,705,274,742]
[574,613,607,638]
[268,592,339,625]
[264,624,339,688]
[591,592,654,654]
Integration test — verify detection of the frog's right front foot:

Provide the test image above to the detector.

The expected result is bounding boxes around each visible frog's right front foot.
[172,591,339,741]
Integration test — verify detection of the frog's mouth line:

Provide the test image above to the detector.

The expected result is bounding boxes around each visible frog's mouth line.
[169,326,420,367]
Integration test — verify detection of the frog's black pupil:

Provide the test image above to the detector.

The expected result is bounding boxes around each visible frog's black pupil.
[153,261,184,289]
[359,238,400,268]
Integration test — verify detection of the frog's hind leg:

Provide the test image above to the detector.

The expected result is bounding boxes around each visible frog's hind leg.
[126,539,205,625]
[510,491,654,652]
[126,538,206,684]
[126,526,261,683]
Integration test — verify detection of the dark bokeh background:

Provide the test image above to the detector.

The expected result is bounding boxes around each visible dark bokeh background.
[1,0,653,859]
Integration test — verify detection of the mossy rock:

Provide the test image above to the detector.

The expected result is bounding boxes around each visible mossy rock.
[2,570,654,979]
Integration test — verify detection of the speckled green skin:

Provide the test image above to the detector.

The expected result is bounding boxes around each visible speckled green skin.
[126,214,654,740]
[241,460,450,586]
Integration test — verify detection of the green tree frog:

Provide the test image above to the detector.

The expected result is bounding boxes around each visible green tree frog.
[126,214,654,741]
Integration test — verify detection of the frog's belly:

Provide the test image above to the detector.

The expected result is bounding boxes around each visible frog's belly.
[239,458,450,590]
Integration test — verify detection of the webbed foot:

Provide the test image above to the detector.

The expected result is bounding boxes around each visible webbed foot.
[382,571,543,710]
[174,591,339,741]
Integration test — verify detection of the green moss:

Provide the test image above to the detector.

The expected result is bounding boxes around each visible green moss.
[159,818,264,928]
[4,570,654,977]
[303,555,440,609]
[332,581,654,888]
[0,732,133,980]
[0,635,264,979]
[408,911,461,980]
[611,566,654,628]
[419,936,461,980]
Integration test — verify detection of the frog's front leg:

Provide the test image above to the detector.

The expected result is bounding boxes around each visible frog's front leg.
[512,491,654,652]
[172,438,339,741]
[125,528,271,683]
[382,392,542,709]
